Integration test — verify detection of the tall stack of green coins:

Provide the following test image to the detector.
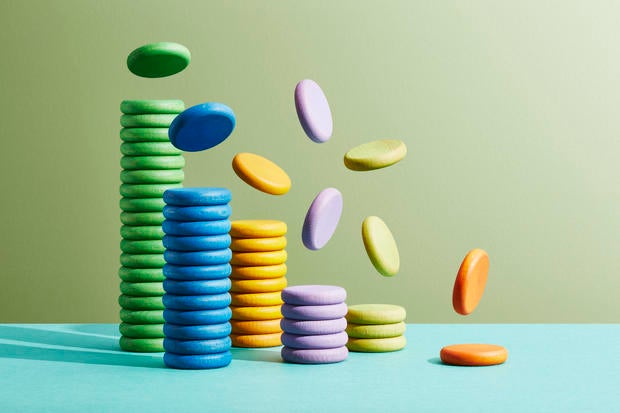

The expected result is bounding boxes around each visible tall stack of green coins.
[118,100,185,352]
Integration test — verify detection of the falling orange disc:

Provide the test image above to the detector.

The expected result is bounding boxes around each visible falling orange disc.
[452,248,489,315]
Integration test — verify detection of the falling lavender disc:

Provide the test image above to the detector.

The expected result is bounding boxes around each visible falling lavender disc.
[294,79,333,143]
[302,187,343,250]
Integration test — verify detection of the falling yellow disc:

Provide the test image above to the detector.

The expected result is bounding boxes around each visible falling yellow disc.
[232,152,291,195]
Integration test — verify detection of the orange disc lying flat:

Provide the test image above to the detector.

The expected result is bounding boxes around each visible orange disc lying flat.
[452,248,489,315]
[440,343,508,366]
[231,318,283,334]
[232,152,291,195]
[230,277,288,293]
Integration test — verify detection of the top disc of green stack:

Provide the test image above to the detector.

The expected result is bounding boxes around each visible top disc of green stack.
[126,42,190,78]
[121,100,185,115]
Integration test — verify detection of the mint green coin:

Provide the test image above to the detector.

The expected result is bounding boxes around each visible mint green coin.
[120,281,165,296]
[120,169,184,184]
[120,114,177,128]
[119,309,165,324]
[120,212,164,226]
[118,267,164,282]
[120,239,165,254]
[121,100,185,115]
[118,294,164,310]
[119,198,165,212]
[120,253,165,268]
[120,183,182,198]
[119,336,164,352]
[120,225,164,240]
[120,128,170,142]
[121,155,185,170]
[120,142,181,156]
[126,42,190,78]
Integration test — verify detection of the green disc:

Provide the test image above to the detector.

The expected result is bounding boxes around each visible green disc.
[120,225,164,240]
[346,321,406,339]
[120,142,181,156]
[118,294,164,310]
[120,169,184,184]
[346,335,407,353]
[120,212,164,226]
[120,183,182,198]
[126,42,190,78]
[346,304,406,325]
[119,198,166,212]
[120,309,165,324]
[120,128,170,142]
[120,114,177,128]
[119,336,164,353]
[361,216,400,277]
[121,155,185,170]
[120,253,165,268]
[121,100,185,115]
[344,139,407,171]
[120,239,165,254]
[119,322,165,338]
[120,281,165,296]
[118,267,164,282]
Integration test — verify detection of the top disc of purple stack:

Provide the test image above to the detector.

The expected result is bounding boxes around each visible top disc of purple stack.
[281,285,346,306]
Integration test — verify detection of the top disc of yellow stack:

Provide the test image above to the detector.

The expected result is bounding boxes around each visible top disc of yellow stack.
[230,220,287,238]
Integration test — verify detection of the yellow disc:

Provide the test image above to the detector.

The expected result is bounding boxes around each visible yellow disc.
[230,277,288,293]
[232,152,291,195]
[230,236,287,252]
[231,264,287,279]
[230,220,287,238]
[230,332,282,348]
[230,250,287,266]
[231,305,283,321]
[231,291,283,307]
[231,318,282,335]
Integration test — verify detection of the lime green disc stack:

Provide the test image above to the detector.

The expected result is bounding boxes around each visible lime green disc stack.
[118,99,185,352]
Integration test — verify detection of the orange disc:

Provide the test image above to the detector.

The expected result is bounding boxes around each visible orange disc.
[440,343,508,366]
[231,264,287,280]
[231,318,282,334]
[231,291,284,307]
[452,248,489,315]
[230,277,288,293]
[231,305,283,321]
[230,332,282,348]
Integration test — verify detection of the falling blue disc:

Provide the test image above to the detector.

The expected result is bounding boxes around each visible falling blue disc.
[168,102,236,152]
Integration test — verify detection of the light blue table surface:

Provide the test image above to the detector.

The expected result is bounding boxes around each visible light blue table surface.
[0,324,618,412]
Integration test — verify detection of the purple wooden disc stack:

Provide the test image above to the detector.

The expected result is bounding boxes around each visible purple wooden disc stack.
[280,285,348,364]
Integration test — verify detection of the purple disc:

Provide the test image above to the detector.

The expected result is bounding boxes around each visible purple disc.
[281,332,349,349]
[281,285,346,306]
[280,317,347,335]
[281,346,348,364]
[302,187,343,250]
[281,302,348,321]
[294,79,333,143]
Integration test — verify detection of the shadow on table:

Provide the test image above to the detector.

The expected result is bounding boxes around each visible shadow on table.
[231,347,282,363]
[0,325,164,368]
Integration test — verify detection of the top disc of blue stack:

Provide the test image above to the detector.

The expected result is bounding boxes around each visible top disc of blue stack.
[164,188,231,206]
[168,102,235,152]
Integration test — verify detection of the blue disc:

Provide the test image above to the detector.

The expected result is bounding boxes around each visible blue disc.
[164,351,232,369]
[162,219,231,236]
[163,205,231,222]
[163,263,231,280]
[164,249,232,266]
[163,278,231,295]
[164,307,232,325]
[168,102,236,152]
[164,322,231,340]
[163,292,231,310]
[163,234,231,251]
[164,187,231,206]
[164,337,232,355]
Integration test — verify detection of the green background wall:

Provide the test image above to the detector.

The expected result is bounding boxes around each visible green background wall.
[1,0,618,323]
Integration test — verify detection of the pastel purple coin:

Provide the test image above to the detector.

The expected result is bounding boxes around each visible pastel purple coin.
[281,331,349,349]
[281,346,348,364]
[281,302,348,321]
[280,317,347,335]
[281,285,346,306]
[302,187,343,250]
[294,79,333,143]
